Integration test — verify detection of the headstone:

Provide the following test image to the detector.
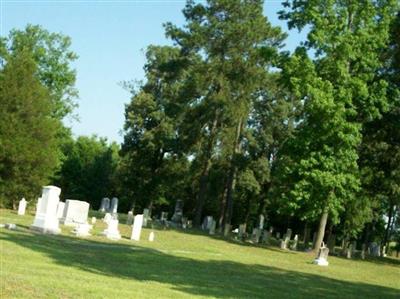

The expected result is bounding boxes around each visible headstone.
[261,230,270,243]
[258,214,265,229]
[238,224,246,240]
[126,211,134,225]
[143,209,150,227]
[252,228,261,243]
[276,232,280,239]
[209,220,216,235]
[17,198,27,215]
[160,212,168,222]
[73,223,92,237]
[382,245,387,257]
[280,230,291,250]
[99,197,110,212]
[314,245,329,266]
[31,186,61,234]
[352,241,357,255]
[110,197,118,214]
[102,219,121,240]
[60,200,90,226]
[131,214,143,241]
[103,213,112,224]
[56,202,65,219]
[346,243,352,259]
[5,223,17,230]
[91,217,97,224]
[171,200,183,224]
[291,234,299,250]
[182,217,188,229]
[202,216,214,230]
[370,242,380,257]
[149,231,155,242]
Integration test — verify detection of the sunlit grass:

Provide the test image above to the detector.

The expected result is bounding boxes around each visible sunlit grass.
[1,209,399,298]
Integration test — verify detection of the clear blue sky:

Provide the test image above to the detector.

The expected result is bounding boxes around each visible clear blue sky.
[2,0,306,144]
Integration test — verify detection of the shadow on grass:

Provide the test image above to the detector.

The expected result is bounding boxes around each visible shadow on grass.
[2,230,399,299]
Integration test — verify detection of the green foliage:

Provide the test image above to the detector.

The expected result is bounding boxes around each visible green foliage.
[0,51,58,208]
[53,136,119,209]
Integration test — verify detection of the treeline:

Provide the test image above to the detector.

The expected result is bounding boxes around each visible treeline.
[1,1,399,253]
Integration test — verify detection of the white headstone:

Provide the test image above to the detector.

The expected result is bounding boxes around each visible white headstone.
[31,186,61,234]
[17,198,27,215]
[56,202,65,219]
[91,217,97,224]
[149,231,155,242]
[131,214,143,241]
[314,245,329,266]
[73,223,92,237]
[102,219,121,240]
[60,200,90,226]
[103,213,112,224]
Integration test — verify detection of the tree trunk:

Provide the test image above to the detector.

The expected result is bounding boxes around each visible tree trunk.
[382,203,394,252]
[218,180,228,232]
[223,118,243,230]
[193,114,219,227]
[303,222,310,246]
[256,182,271,216]
[313,208,329,253]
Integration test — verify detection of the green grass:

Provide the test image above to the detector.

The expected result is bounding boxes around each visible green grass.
[1,209,399,298]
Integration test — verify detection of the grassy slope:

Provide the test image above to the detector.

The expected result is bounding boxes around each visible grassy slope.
[1,209,399,299]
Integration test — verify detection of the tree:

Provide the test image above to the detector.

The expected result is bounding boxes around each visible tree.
[165,0,285,228]
[0,51,58,208]
[279,0,398,252]
[53,136,119,209]
[121,45,192,213]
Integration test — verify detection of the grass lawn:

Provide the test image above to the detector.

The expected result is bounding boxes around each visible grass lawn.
[1,209,399,298]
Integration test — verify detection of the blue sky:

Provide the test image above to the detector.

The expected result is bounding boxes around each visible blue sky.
[2,0,306,143]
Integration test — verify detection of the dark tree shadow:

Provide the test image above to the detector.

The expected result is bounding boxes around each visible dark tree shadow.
[1,230,399,299]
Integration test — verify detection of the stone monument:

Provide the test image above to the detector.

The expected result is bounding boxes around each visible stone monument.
[126,211,134,225]
[102,218,121,240]
[31,186,61,234]
[99,197,110,212]
[171,200,183,224]
[60,200,89,226]
[17,198,27,216]
[56,202,65,219]
[110,197,118,214]
[131,214,143,241]
[314,244,329,266]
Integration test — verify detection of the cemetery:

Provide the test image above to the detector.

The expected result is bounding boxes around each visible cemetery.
[1,0,400,298]
[1,188,399,298]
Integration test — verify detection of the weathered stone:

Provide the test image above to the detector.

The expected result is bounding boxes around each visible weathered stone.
[102,219,121,240]
[171,200,183,224]
[110,197,118,214]
[18,198,27,216]
[99,197,110,212]
[126,211,134,225]
[290,234,299,250]
[73,223,92,237]
[252,228,261,243]
[314,246,329,266]
[60,200,90,226]
[238,224,246,240]
[149,231,155,242]
[91,217,97,224]
[143,209,150,227]
[103,213,112,224]
[258,214,265,229]
[131,214,143,241]
[261,230,270,243]
[56,202,65,219]
[31,186,61,234]
[209,220,216,235]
